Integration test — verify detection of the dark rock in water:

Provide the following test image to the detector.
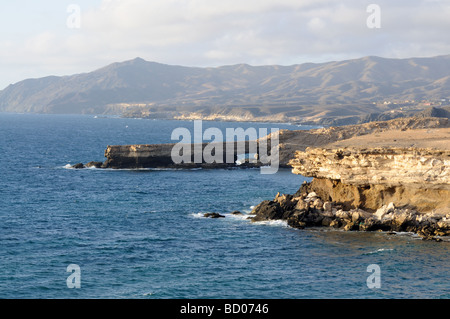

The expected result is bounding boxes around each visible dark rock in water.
[251,200,286,222]
[287,215,307,229]
[72,163,85,169]
[204,213,225,218]
[231,211,243,215]
[85,161,103,168]
[246,186,450,242]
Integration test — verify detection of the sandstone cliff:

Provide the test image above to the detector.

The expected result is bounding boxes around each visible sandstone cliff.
[75,116,448,169]
[265,117,449,166]
[288,124,450,212]
[289,147,450,213]
[100,141,268,169]
[250,119,450,241]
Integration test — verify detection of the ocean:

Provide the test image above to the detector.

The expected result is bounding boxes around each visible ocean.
[0,113,449,299]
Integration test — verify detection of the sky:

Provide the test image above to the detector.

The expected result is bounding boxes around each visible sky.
[1,0,450,89]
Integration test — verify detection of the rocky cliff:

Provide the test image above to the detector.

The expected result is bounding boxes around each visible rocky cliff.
[289,147,450,213]
[98,141,270,169]
[251,123,450,241]
[74,117,449,169]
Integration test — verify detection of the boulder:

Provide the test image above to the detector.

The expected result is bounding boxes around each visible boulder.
[278,194,296,211]
[335,210,350,219]
[85,161,103,168]
[251,200,285,222]
[359,217,382,232]
[329,220,341,228]
[374,203,395,220]
[72,163,85,169]
[204,213,225,218]
[288,218,306,229]
[390,210,415,231]
[306,192,317,198]
[321,216,334,227]
[323,201,333,213]
[437,219,450,230]
[351,211,361,223]
[304,192,318,202]
[312,198,324,209]
[295,200,309,211]
[344,221,359,231]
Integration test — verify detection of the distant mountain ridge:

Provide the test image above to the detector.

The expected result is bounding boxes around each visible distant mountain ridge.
[1,55,450,122]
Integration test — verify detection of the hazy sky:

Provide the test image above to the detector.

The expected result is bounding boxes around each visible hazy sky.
[1,0,450,89]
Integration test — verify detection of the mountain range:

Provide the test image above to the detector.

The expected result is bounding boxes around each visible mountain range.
[1,55,450,123]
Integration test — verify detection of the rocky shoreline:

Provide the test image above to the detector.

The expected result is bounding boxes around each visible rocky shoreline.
[250,122,450,242]
[72,117,448,170]
[71,141,272,170]
[250,186,450,242]
[71,116,449,242]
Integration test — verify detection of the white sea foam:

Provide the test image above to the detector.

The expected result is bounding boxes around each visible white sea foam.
[225,212,252,221]
[190,212,206,219]
[252,219,289,228]
[366,248,394,255]
[85,165,99,170]
[142,291,155,296]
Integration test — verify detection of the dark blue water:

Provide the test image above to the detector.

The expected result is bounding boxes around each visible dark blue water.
[0,113,449,299]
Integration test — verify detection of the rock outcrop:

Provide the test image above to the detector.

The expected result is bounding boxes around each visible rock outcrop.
[289,147,450,213]
[251,191,450,241]
[251,121,450,241]
[101,141,268,169]
[203,213,226,218]
[76,117,448,169]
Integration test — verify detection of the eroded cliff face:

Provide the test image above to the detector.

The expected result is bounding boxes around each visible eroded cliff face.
[100,141,266,169]
[103,144,178,169]
[288,147,450,213]
[249,146,450,240]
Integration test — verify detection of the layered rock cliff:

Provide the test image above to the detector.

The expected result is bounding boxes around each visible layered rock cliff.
[289,147,450,213]
[100,141,270,169]
[251,123,450,241]
[75,116,448,169]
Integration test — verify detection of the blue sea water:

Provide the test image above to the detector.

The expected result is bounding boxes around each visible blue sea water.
[0,113,449,299]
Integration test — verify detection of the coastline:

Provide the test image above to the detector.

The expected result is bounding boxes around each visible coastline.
[71,115,450,241]
[250,120,450,241]
[2,112,449,299]
[249,184,450,242]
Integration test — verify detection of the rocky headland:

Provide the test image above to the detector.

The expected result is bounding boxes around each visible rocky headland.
[73,115,450,240]
[251,119,450,241]
[74,116,449,169]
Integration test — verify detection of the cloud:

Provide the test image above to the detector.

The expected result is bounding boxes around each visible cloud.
[71,0,450,63]
[0,0,450,88]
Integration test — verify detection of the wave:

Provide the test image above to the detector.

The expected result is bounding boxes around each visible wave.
[190,212,207,219]
[364,248,394,255]
[224,212,253,221]
[191,204,290,228]
[142,291,156,297]
[61,164,102,170]
[251,219,289,227]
